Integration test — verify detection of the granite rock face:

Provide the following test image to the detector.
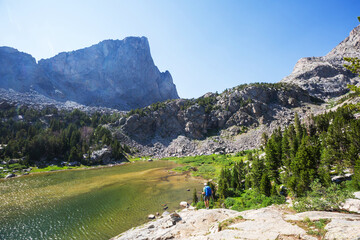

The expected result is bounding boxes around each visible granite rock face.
[112,83,324,157]
[281,25,360,99]
[0,37,179,110]
[112,205,360,240]
[0,47,51,93]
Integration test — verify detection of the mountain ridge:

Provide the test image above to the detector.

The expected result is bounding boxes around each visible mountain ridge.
[0,37,179,110]
[281,24,360,99]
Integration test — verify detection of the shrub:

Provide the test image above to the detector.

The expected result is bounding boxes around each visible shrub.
[293,179,353,212]
[224,197,236,208]
[230,189,285,212]
[196,201,205,209]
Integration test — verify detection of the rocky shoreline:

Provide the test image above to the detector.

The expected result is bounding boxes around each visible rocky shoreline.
[111,194,360,240]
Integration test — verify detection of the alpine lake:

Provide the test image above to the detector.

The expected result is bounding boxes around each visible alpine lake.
[0,161,203,239]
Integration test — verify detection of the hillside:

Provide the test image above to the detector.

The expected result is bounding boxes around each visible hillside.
[108,25,360,158]
[112,83,323,157]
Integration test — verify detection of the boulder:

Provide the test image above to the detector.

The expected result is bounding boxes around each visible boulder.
[8,159,20,164]
[170,212,181,225]
[179,201,188,208]
[91,147,112,164]
[5,173,15,179]
[354,191,360,200]
[331,173,352,183]
[325,219,360,240]
[148,214,155,219]
[162,211,170,217]
[341,198,360,213]
[68,161,80,167]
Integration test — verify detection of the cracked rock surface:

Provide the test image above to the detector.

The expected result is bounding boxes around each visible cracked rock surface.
[112,205,360,240]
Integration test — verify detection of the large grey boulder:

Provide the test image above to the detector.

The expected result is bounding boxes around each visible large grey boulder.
[281,25,360,99]
[5,173,15,179]
[325,218,360,240]
[354,191,360,199]
[341,198,360,213]
[91,147,113,164]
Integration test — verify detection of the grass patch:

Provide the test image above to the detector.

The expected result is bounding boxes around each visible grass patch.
[172,165,193,173]
[128,156,153,162]
[192,165,216,179]
[30,165,86,173]
[218,215,245,231]
[162,151,258,179]
[290,217,330,238]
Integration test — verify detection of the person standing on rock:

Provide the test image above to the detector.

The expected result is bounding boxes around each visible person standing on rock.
[202,182,212,209]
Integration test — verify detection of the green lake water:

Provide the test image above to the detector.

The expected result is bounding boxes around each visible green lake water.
[0,161,203,240]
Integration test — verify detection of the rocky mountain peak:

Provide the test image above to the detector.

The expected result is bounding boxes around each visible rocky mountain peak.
[0,37,179,110]
[326,25,360,60]
[281,25,360,99]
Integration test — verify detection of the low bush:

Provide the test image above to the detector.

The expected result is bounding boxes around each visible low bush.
[225,190,285,212]
[293,179,353,212]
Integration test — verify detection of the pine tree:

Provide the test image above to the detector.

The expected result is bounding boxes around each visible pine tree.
[353,157,360,190]
[231,161,245,191]
[281,128,291,170]
[251,154,265,190]
[218,168,229,198]
[265,138,278,182]
[294,113,303,143]
[288,124,298,158]
[231,163,240,190]
[289,136,320,196]
[261,132,269,147]
[260,172,271,197]
[68,146,82,162]
[192,188,198,204]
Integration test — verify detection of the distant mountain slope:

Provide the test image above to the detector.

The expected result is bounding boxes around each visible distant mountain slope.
[281,25,360,99]
[0,37,179,110]
[112,83,324,157]
[112,25,360,157]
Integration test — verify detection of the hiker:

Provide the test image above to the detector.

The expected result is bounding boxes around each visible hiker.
[202,182,212,209]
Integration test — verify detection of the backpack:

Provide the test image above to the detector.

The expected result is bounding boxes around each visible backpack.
[204,186,212,196]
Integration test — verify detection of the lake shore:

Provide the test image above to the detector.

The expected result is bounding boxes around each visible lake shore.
[1,160,204,239]
[112,204,360,240]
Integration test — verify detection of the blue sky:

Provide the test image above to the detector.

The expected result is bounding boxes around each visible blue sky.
[0,0,359,99]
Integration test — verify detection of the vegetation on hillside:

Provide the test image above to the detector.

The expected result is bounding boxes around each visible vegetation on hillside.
[0,106,130,177]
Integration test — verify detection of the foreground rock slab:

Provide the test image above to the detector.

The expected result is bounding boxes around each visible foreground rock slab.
[111,205,360,240]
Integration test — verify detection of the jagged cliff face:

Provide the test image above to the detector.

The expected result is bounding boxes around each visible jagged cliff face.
[0,37,179,110]
[281,25,360,99]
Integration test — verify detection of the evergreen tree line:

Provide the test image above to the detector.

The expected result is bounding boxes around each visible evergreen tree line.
[218,105,360,199]
[0,106,129,167]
